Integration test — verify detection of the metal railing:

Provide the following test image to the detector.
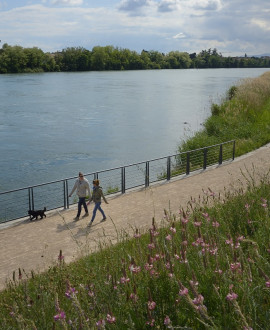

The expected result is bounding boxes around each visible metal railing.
[0,140,235,223]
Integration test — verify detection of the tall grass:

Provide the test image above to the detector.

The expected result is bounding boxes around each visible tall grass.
[179,71,270,157]
[0,170,270,329]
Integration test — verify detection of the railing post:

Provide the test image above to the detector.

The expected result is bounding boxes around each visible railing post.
[28,188,31,210]
[232,140,235,160]
[219,144,223,165]
[203,148,207,169]
[186,152,190,175]
[63,180,66,209]
[94,172,99,180]
[145,161,150,187]
[66,180,69,209]
[121,167,126,194]
[167,156,171,180]
[31,187,34,210]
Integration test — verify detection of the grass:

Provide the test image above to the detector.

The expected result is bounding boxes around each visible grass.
[178,71,270,157]
[1,72,270,328]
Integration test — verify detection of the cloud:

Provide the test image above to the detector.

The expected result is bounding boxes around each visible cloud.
[157,0,180,12]
[50,0,83,6]
[251,18,270,31]
[118,0,150,10]
[172,32,185,39]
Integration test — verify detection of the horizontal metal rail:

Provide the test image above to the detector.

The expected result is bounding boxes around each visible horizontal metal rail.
[0,140,235,223]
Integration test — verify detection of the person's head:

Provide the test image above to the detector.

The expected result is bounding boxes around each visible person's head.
[79,172,84,180]
[93,179,99,186]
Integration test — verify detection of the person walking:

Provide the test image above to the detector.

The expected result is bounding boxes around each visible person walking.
[87,179,108,227]
[69,172,91,220]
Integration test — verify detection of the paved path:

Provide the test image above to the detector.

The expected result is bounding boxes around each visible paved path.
[0,144,270,290]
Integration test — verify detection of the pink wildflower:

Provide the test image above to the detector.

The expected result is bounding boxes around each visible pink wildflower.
[96,319,106,328]
[106,314,116,324]
[179,287,189,296]
[266,281,270,288]
[230,262,241,272]
[148,243,155,250]
[181,217,189,224]
[170,227,176,234]
[120,276,130,284]
[192,294,204,305]
[245,203,250,210]
[133,233,141,238]
[148,300,156,310]
[146,319,155,327]
[54,310,66,321]
[130,293,139,302]
[194,221,202,227]
[212,221,220,228]
[144,263,153,271]
[164,315,171,326]
[226,292,238,301]
[165,234,172,241]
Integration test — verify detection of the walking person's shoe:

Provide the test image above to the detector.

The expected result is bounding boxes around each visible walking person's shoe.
[87,221,93,227]
[101,217,107,222]
[82,212,89,217]
[74,216,80,221]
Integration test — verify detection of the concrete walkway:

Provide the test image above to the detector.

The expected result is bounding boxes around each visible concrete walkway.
[0,144,270,290]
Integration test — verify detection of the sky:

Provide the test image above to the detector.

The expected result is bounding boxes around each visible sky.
[0,0,269,56]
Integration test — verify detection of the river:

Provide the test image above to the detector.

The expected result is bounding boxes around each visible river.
[0,68,269,191]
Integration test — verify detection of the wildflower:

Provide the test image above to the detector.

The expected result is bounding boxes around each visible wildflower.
[134,233,141,238]
[226,292,238,301]
[129,265,141,274]
[54,310,66,321]
[164,315,171,326]
[192,294,204,305]
[181,217,189,224]
[170,226,176,234]
[120,276,130,284]
[88,290,95,297]
[261,198,267,208]
[225,238,234,247]
[165,234,172,241]
[148,243,155,250]
[266,281,270,288]
[65,287,78,299]
[212,221,220,228]
[245,203,250,210]
[194,221,202,227]
[202,212,210,220]
[130,293,139,302]
[214,269,223,274]
[146,319,155,327]
[96,319,106,328]
[106,314,116,324]
[144,263,153,271]
[148,300,156,310]
[230,262,241,272]
[179,287,189,296]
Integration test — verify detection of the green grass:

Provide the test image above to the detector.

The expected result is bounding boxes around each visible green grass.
[179,71,270,157]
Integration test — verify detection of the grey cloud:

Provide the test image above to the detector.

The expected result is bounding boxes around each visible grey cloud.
[158,0,178,13]
[118,0,151,12]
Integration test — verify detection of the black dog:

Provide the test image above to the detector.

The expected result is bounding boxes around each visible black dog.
[28,207,46,220]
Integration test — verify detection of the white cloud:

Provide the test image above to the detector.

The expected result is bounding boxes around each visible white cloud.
[251,18,270,31]
[172,32,185,39]
[50,0,83,6]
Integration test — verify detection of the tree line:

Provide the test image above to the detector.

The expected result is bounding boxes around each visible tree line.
[0,43,269,74]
